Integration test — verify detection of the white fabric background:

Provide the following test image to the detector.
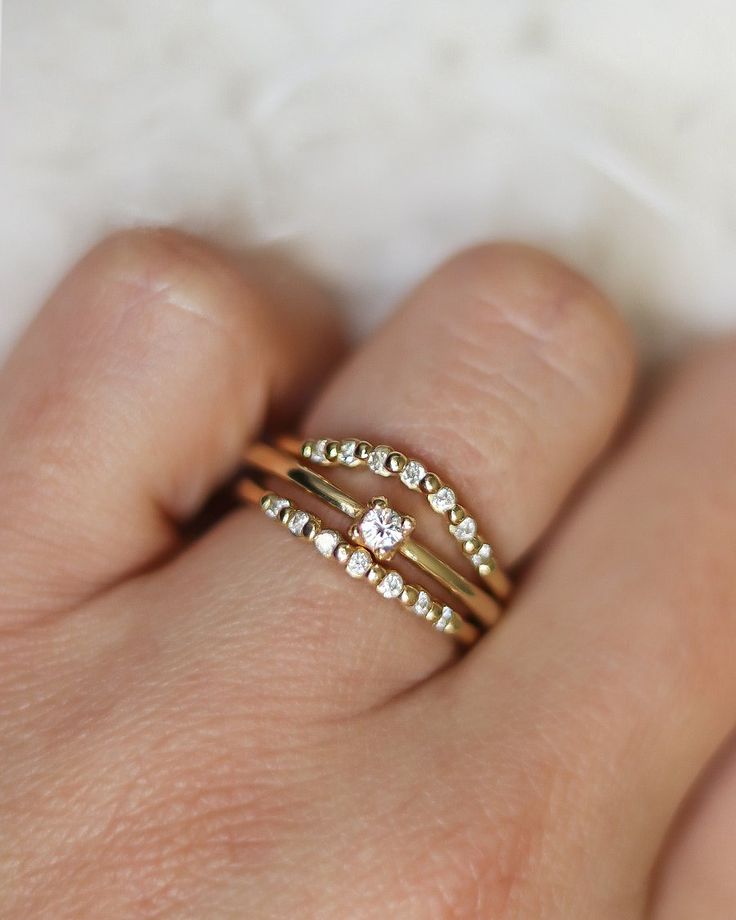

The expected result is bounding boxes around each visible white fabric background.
[4,0,736,359]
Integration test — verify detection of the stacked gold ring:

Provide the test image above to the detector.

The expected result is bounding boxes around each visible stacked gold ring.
[238,438,511,646]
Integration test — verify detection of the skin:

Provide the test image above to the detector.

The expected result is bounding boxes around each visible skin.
[0,228,735,919]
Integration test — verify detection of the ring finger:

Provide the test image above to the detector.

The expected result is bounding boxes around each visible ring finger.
[163,243,635,709]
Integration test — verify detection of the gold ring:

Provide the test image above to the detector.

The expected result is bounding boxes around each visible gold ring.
[276,435,512,603]
[238,480,480,647]
[240,438,512,644]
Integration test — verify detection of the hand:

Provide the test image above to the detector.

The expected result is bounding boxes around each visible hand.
[1,230,734,919]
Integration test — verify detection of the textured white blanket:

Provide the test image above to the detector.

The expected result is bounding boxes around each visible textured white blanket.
[4,0,736,359]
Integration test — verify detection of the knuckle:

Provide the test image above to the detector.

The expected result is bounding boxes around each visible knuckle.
[428,242,636,402]
[84,227,265,344]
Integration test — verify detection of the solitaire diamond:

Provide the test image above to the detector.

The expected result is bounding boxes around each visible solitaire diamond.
[358,505,405,556]
[346,548,372,578]
[367,445,391,477]
[471,543,492,567]
[288,510,309,535]
[414,590,431,617]
[314,530,339,557]
[452,517,477,541]
[338,439,360,466]
[400,459,426,489]
[428,486,456,513]
[377,571,404,598]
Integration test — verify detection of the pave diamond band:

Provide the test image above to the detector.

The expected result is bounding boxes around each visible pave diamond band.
[243,442,507,632]
[276,435,511,604]
[238,481,479,646]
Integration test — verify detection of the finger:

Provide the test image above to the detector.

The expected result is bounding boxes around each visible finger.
[170,243,635,707]
[0,229,342,620]
[452,339,736,910]
[304,243,635,565]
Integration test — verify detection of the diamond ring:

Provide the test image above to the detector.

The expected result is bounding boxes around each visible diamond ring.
[275,435,511,603]
[240,439,511,642]
[238,480,480,646]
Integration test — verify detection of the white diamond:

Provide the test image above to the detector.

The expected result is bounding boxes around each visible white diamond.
[400,459,426,489]
[314,530,339,557]
[287,510,309,535]
[367,445,391,477]
[471,543,492,567]
[265,496,290,519]
[436,606,454,631]
[338,439,360,466]
[377,571,404,598]
[414,590,431,617]
[346,548,372,578]
[311,439,329,464]
[428,487,456,513]
[358,506,405,554]
[452,517,476,541]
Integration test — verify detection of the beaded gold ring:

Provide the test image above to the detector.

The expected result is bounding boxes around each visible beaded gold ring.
[276,435,511,603]
[238,481,480,647]
[240,439,511,645]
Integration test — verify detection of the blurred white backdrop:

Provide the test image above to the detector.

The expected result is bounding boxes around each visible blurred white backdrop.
[4,0,736,358]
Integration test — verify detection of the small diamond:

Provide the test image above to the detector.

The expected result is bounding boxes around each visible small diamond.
[338,439,360,466]
[346,548,372,578]
[314,530,339,557]
[414,590,431,617]
[367,445,391,477]
[265,496,290,519]
[452,517,477,541]
[311,439,329,464]
[436,606,454,631]
[377,571,404,598]
[288,510,309,535]
[428,487,456,513]
[400,459,426,489]
[471,543,492,567]
[358,505,405,555]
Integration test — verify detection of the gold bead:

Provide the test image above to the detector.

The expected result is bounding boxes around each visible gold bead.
[400,585,419,607]
[464,537,481,555]
[301,441,314,460]
[478,562,495,577]
[356,441,372,461]
[427,601,443,623]
[387,451,407,473]
[335,543,351,564]
[302,519,319,541]
[278,506,292,526]
[260,493,274,512]
[449,505,466,525]
[368,564,386,585]
[421,473,441,494]
[325,440,339,462]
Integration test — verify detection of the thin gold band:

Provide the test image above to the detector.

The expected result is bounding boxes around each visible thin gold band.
[244,442,502,628]
[275,434,512,603]
[238,479,480,647]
